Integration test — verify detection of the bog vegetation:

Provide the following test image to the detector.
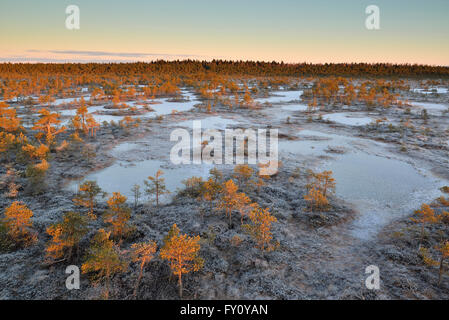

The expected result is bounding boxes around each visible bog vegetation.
[1,61,449,299]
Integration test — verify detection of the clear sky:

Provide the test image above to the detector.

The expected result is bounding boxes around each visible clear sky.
[1,0,448,65]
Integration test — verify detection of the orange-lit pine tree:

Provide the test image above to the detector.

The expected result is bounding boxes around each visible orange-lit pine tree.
[411,204,439,244]
[2,201,35,245]
[45,211,88,261]
[304,188,329,211]
[201,177,222,207]
[32,108,66,146]
[243,204,277,251]
[0,102,21,132]
[160,224,204,299]
[131,241,157,297]
[236,192,252,224]
[217,179,240,225]
[104,192,132,241]
[233,164,254,189]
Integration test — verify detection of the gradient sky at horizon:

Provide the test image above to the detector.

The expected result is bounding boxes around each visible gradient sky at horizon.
[1,0,448,65]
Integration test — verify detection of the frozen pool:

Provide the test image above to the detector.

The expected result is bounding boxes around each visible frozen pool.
[412,87,448,95]
[68,159,213,203]
[173,116,241,130]
[410,102,449,115]
[281,104,309,112]
[256,90,303,104]
[279,129,446,240]
[260,103,309,122]
[322,113,374,126]
[56,105,108,117]
[144,98,197,117]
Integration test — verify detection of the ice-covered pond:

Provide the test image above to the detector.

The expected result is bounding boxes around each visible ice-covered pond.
[256,90,303,104]
[68,159,213,202]
[67,115,244,203]
[280,129,446,240]
[322,112,374,126]
[260,103,309,122]
[173,116,241,130]
[410,102,449,115]
[412,87,449,95]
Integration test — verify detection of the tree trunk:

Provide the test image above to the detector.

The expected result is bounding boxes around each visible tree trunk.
[419,223,425,248]
[105,271,110,300]
[438,256,444,285]
[133,263,144,298]
[89,198,94,218]
[178,272,183,299]
[68,246,73,261]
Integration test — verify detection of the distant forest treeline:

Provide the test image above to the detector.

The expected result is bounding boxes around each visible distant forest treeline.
[0,60,448,78]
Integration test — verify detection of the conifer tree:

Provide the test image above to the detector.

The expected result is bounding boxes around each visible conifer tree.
[82,229,128,299]
[160,224,203,298]
[131,241,157,297]
[144,169,169,206]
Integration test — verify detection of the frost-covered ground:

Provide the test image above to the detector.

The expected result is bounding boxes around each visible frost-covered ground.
[1,82,449,299]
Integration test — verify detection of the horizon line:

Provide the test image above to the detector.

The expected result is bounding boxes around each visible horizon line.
[1,60,448,68]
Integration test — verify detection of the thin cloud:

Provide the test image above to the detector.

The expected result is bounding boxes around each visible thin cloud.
[0,56,140,63]
[3,50,225,63]
[37,50,202,58]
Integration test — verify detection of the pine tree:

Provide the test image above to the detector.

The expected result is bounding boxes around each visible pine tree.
[0,102,21,132]
[304,187,329,211]
[104,192,132,241]
[82,229,128,299]
[411,204,439,244]
[46,211,88,261]
[160,224,204,299]
[3,201,35,245]
[131,184,141,209]
[243,204,277,251]
[217,180,240,225]
[131,241,157,298]
[233,164,254,189]
[32,108,66,146]
[144,169,169,206]
[73,180,104,220]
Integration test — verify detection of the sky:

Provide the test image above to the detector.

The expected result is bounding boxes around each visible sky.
[0,0,448,65]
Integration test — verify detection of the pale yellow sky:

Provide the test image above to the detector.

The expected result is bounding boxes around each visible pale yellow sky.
[1,0,448,65]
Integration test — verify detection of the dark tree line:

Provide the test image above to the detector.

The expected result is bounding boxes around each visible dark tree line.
[1,60,448,78]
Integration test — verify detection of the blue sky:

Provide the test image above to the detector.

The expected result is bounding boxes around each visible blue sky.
[1,0,448,65]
